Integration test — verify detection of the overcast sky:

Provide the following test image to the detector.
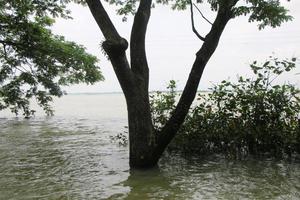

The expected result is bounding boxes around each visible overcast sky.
[52,1,300,93]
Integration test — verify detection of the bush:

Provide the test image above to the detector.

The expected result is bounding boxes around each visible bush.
[150,57,300,158]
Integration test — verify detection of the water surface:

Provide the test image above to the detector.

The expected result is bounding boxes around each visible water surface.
[1,94,300,199]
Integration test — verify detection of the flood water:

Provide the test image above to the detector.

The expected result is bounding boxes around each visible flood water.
[1,94,300,199]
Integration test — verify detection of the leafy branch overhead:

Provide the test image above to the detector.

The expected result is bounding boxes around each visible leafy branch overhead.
[0,0,104,117]
[104,0,292,29]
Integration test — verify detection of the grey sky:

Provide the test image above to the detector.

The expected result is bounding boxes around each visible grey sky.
[52,1,300,93]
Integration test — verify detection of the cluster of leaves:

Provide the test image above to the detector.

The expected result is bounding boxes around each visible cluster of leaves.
[150,57,300,158]
[150,79,177,129]
[233,0,292,29]
[0,0,103,117]
[104,0,292,29]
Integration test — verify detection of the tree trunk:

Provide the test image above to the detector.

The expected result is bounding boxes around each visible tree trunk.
[86,0,237,169]
[126,88,159,168]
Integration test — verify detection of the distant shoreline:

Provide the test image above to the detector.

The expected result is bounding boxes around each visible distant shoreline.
[66,90,210,95]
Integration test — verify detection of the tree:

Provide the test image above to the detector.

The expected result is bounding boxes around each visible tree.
[0,0,103,117]
[1,0,292,169]
[84,0,292,168]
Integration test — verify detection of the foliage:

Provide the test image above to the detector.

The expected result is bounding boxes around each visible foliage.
[150,57,300,158]
[104,0,292,29]
[150,80,177,129]
[0,0,104,117]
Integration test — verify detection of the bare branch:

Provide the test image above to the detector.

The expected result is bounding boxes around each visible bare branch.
[190,1,205,41]
[193,3,213,25]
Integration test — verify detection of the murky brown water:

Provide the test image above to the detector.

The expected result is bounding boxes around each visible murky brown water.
[1,94,300,199]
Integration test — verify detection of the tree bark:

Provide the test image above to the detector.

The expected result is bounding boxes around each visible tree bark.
[127,0,159,168]
[127,95,158,168]
[87,0,158,168]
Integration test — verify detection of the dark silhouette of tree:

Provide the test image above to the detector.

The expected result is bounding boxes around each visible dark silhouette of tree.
[85,0,292,168]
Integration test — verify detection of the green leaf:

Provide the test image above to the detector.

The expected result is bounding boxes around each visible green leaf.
[0,0,104,117]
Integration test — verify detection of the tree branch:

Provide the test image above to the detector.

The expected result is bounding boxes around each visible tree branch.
[1,43,8,60]
[86,0,122,42]
[86,0,135,99]
[155,5,236,157]
[193,3,213,25]
[0,40,19,47]
[130,0,152,88]
[190,0,205,41]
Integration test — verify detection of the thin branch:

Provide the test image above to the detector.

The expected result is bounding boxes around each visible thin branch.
[269,74,280,85]
[1,43,8,60]
[1,41,32,74]
[28,63,35,74]
[193,3,213,25]
[190,0,205,41]
[15,66,27,73]
[0,39,19,46]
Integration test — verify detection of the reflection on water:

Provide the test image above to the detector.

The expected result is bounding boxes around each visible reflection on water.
[1,94,300,199]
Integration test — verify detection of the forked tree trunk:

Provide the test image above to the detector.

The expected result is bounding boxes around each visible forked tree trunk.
[86,0,237,169]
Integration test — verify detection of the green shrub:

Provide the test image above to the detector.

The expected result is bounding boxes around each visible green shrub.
[150,57,300,158]
[150,79,177,129]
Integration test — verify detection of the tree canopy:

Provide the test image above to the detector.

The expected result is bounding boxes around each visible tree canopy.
[0,0,103,117]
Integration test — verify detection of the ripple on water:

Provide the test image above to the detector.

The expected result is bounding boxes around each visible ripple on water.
[0,117,300,200]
